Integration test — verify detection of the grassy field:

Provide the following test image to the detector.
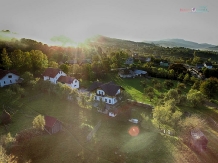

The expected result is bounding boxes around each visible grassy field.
[1,77,218,162]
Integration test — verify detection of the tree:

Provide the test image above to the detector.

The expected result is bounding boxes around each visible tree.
[153,99,182,128]
[200,77,218,98]
[165,89,180,104]
[21,71,34,86]
[164,80,174,89]
[59,63,69,74]
[187,89,205,107]
[48,61,59,68]
[183,73,190,83]
[0,48,12,70]
[147,92,154,101]
[32,115,45,130]
[30,50,48,74]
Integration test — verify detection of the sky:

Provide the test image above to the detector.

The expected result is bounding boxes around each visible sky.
[0,0,218,46]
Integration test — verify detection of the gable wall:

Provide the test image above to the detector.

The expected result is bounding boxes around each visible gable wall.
[0,73,19,87]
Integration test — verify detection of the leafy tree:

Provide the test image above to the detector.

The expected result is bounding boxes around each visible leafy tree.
[191,80,201,90]
[32,115,45,130]
[183,73,190,83]
[0,48,12,70]
[30,50,48,74]
[48,61,59,68]
[154,82,162,90]
[21,71,34,86]
[200,77,218,98]
[147,92,154,101]
[59,63,69,74]
[187,89,205,107]
[153,99,182,128]
[164,80,174,89]
[165,89,180,103]
[177,83,186,90]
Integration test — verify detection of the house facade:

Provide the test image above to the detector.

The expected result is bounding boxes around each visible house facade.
[42,68,66,84]
[88,81,124,105]
[44,116,62,134]
[0,70,20,87]
[57,76,79,89]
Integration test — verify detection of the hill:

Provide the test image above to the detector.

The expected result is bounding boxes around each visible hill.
[145,38,217,49]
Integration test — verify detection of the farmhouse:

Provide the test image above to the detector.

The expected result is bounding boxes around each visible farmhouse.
[204,62,213,69]
[88,81,124,105]
[42,68,66,84]
[0,69,20,87]
[44,115,62,134]
[57,76,79,89]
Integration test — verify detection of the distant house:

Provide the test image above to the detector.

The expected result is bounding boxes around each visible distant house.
[204,62,213,69]
[190,129,208,152]
[145,57,151,62]
[125,57,134,65]
[196,63,204,69]
[0,69,20,87]
[133,70,147,76]
[57,76,79,89]
[42,68,66,84]
[160,61,169,67]
[88,81,124,105]
[132,53,139,59]
[118,69,135,78]
[44,115,62,134]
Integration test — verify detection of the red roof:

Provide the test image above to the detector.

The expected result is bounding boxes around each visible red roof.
[42,68,61,78]
[44,115,58,128]
[0,69,19,79]
[57,76,75,84]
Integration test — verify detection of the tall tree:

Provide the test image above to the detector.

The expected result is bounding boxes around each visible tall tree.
[200,77,218,98]
[0,48,12,70]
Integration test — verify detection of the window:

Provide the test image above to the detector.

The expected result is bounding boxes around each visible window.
[75,80,77,83]
[105,99,107,102]
[109,100,111,103]
[74,85,77,87]
[8,75,12,78]
[10,80,12,83]
[4,81,5,84]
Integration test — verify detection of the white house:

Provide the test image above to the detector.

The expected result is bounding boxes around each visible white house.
[0,70,20,87]
[88,81,124,105]
[42,68,66,84]
[57,76,79,89]
[204,62,213,69]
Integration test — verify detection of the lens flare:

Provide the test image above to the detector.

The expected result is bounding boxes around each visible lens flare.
[128,126,140,136]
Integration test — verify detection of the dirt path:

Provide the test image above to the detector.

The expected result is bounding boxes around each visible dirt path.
[204,101,218,109]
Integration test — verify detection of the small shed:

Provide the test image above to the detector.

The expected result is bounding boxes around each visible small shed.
[190,129,208,152]
[44,116,62,134]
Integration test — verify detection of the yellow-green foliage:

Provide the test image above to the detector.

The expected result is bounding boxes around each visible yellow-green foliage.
[32,114,45,130]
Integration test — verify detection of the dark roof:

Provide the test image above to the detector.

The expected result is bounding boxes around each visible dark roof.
[0,69,19,79]
[87,81,103,91]
[88,81,123,96]
[44,115,59,128]
[204,62,212,66]
[57,76,76,84]
[42,68,61,78]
